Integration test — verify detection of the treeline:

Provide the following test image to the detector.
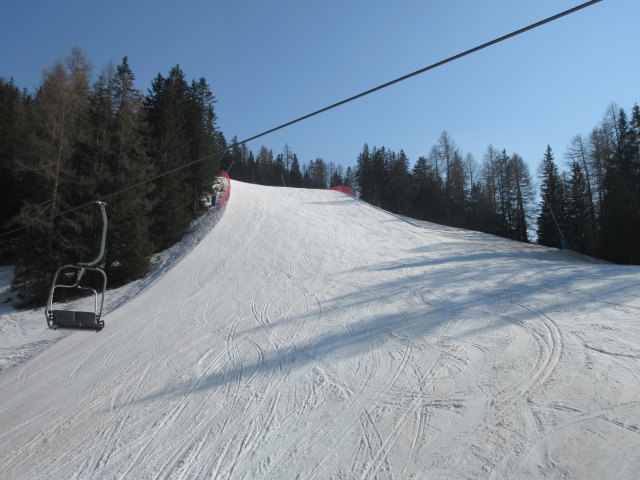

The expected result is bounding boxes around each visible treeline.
[538,104,640,264]
[1,47,638,308]
[221,142,355,190]
[0,47,223,300]
[355,133,535,242]
[354,102,640,265]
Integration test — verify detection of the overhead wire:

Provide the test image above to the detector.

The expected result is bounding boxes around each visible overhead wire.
[0,0,603,238]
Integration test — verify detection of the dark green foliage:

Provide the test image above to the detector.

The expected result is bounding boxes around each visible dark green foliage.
[2,49,223,302]
[0,80,26,264]
[411,155,443,222]
[289,154,303,187]
[0,79,26,235]
[384,150,412,215]
[355,134,535,244]
[186,77,220,213]
[565,161,592,254]
[102,58,155,284]
[146,66,193,249]
[145,66,220,250]
[343,166,355,189]
[355,144,373,202]
[565,135,598,255]
[254,146,276,185]
[537,146,566,248]
[600,106,640,263]
[355,145,394,208]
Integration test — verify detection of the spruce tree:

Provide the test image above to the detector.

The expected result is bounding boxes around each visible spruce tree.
[537,146,566,248]
[104,57,155,284]
[411,155,443,223]
[145,66,193,250]
[255,146,274,185]
[369,147,388,207]
[186,77,219,214]
[289,154,303,187]
[0,78,26,233]
[565,161,592,254]
[385,150,412,214]
[329,168,343,188]
[600,107,640,263]
[355,144,372,202]
[343,166,355,189]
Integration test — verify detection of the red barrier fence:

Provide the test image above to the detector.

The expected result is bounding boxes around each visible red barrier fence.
[328,186,356,197]
[218,171,231,208]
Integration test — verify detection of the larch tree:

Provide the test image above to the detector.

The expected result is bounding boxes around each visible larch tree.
[13,47,93,298]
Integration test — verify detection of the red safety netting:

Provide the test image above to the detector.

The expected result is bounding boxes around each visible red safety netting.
[328,186,356,197]
[218,171,231,208]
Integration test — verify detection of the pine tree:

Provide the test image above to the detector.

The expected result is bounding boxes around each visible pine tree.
[224,136,246,177]
[369,147,388,207]
[411,155,443,222]
[385,150,412,214]
[255,146,274,185]
[537,146,566,248]
[600,107,640,263]
[145,66,193,249]
[466,181,493,232]
[329,168,343,188]
[245,151,257,183]
[186,77,219,213]
[289,154,303,187]
[104,57,155,284]
[507,153,533,242]
[355,144,372,201]
[0,78,26,233]
[564,161,592,254]
[343,166,355,189]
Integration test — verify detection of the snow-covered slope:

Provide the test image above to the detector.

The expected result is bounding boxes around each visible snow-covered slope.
[1,181,639,479]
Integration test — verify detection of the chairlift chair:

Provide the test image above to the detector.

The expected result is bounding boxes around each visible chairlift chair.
[45,201,108,332]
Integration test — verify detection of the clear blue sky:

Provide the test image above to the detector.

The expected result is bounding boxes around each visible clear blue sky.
[1,0,638,180]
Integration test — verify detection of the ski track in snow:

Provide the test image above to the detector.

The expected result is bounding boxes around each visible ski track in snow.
[1,181,640,479]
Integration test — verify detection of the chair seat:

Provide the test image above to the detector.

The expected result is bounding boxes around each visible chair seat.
[51,310,104,331]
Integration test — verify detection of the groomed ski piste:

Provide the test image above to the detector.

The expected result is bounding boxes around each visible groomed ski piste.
[1,180,640,479]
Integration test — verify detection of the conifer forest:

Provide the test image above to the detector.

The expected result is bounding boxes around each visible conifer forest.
[1,48,638,302]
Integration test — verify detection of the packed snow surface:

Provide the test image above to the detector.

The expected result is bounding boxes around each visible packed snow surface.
[1,181,639,479]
